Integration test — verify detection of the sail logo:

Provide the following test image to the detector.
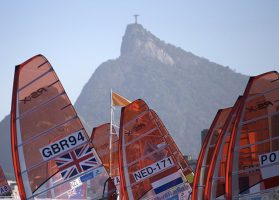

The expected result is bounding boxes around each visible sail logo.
[133,157,174,182]
[246,101,273,112]
[259,150,279,179]
[0,184,10,195]
[20,87,47,104]
[40,130,86,161]
[132,122,145,132]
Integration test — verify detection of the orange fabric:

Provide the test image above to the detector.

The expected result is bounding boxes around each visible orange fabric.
[112,92,131,106]
[90,123,117,199]
[204,97,242,199]
[11,55,107,199]
[192,108,232,200]
[226,71,279,199]
[118,99,193,200]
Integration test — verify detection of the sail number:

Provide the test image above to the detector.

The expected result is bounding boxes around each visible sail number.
[40,130,86,161]
[133,157,174,182]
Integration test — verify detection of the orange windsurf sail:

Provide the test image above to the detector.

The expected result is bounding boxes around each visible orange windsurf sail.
[226,71,279,199]
[11,55,110,199]
[203,97,242,199]
[118,99,193,200]
[192,107,232,200]
[91,123,118,197]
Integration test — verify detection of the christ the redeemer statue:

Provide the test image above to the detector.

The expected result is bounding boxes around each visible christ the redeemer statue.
[134,14,139,24]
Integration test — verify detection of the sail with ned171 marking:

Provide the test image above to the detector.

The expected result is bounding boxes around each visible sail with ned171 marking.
[192,107,232,200]
[11,55,108,199]
[226,71,279,199]
[118,99,194,200]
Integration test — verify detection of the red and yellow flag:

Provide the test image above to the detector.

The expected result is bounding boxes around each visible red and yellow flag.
[112,92,131,106]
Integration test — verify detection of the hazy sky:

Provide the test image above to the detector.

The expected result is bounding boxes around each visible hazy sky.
[0,1,278,120]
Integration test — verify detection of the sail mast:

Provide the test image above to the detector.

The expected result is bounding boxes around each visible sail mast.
[109,89,113,176]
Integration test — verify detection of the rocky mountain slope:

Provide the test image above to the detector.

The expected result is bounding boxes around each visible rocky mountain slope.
[75,23,249,157]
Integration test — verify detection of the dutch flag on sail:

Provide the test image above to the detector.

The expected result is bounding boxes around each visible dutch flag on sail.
[151,172,183,194]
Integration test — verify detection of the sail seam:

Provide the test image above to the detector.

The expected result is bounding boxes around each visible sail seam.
[125,143,168,168]
[246,86,279,101]
[240,109,279,125]
[18,68,53,92]
[125,127,158,146]
[17,90,66,120]
[235,135,279,150]
[18,115,78,146]
[123,110,150,127]
[37,61,48,68]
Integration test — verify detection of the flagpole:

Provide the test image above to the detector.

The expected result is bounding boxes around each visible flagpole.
[109,89,113,176]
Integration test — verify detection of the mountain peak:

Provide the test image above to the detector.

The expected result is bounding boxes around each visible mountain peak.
[120,23,175,65]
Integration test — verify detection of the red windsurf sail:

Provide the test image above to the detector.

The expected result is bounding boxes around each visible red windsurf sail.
[91,123,118,198]
[0,165,11,197]
[118,99,193,200]
[192,107,232,200]
[11,55,109,199]
[226,71,279,199]
[204,97,242,199]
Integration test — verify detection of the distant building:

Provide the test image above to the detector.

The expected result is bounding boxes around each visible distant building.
[201,129,209,146]
[184,155,198,172]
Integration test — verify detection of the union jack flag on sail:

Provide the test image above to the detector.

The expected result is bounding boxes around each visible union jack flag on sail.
[55,144,99,181]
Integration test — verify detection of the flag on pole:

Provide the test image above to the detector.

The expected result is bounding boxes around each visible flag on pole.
[111,92,131,106]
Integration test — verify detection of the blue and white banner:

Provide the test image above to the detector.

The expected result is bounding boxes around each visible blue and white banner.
[153,183,192,200]
[152,172,183,194]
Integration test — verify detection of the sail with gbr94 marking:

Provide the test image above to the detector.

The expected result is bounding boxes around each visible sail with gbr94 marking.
[11,55,109,199]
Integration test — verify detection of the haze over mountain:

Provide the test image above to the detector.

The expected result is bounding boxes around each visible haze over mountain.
[0,23,249,177]
[75,23,249,157]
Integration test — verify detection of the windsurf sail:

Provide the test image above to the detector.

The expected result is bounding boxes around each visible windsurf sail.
[0,165,11,197]
[91,123,119,196]
[203,97,242,199]
[118,99,193,200]
[192,107,232,200]
[226,71,279,199]
[11,55,109,199]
